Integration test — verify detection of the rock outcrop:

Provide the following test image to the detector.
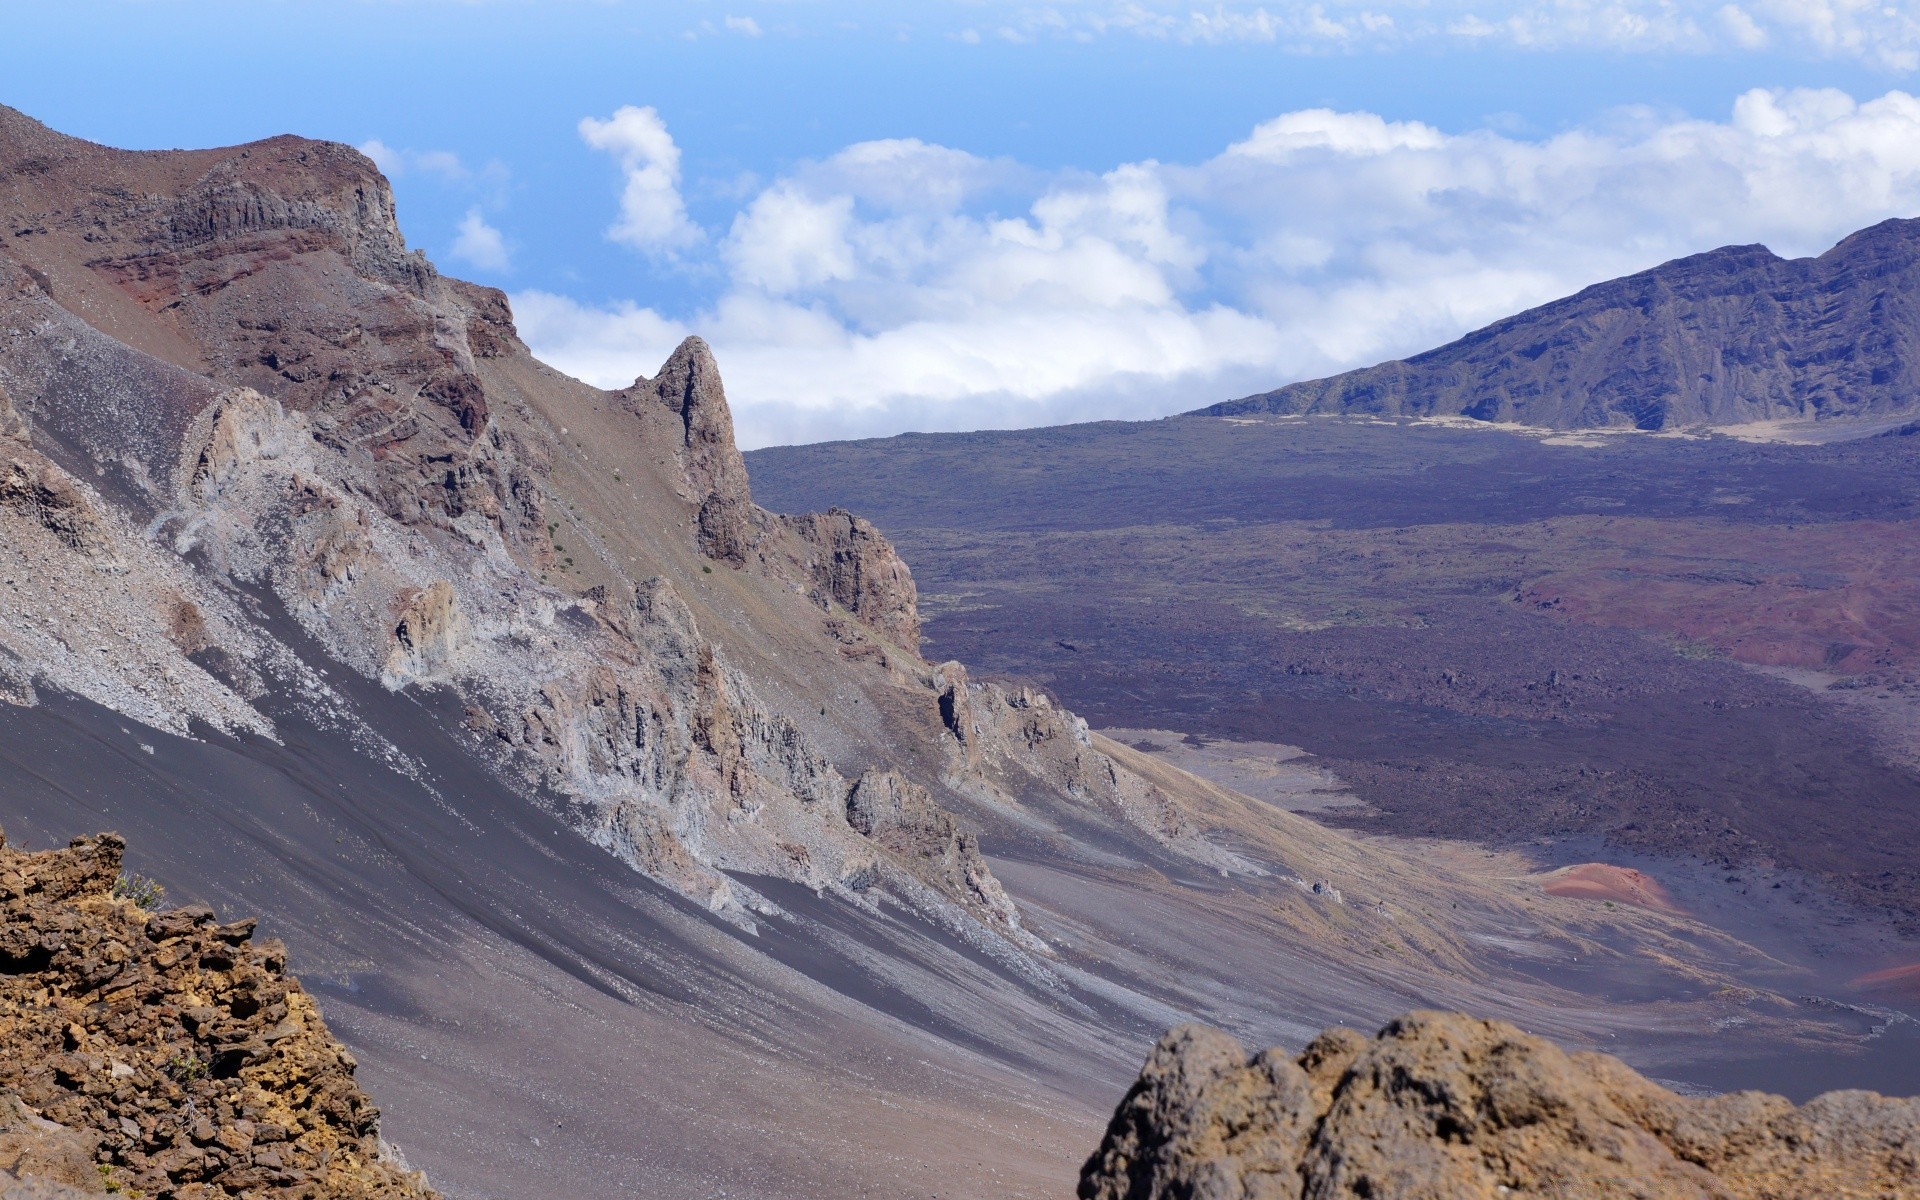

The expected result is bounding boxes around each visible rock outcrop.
[0,828,434,1200]
[844,769,1020,928]
[1080,1011,1920,1200]
[1205,218,1920,429]
[780,507,922,648]
[623,337,756,564]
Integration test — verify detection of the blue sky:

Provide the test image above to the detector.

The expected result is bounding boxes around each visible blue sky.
[11,2,1920,444]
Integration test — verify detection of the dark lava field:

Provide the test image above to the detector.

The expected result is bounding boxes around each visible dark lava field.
[749,415,1920,927]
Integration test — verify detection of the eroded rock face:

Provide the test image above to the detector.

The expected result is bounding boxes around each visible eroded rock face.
[383,581,464,686]
[1080,1011,1920,1200]
[0,383,27,444]
[0,454,107,556]
[845,769,1020,929]
[0,829,435,1200]
[624,337,756,564]
[0,103,1216,957]
[781,507,921,649]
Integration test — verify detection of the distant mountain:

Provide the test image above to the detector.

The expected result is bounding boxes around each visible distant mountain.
[1203,219,1920,429]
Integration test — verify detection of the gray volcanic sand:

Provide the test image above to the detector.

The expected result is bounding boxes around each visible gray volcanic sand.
[0,678,1115,1200]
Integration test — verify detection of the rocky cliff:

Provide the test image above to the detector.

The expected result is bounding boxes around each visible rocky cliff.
[0,828,433,1200]
[1081,1011,1920,1200]
[0,100,1244,952]
[1205,219,1920,429]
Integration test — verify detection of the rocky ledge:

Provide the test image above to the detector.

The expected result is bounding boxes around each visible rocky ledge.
[0,829,433,1200]
[1081,1010,1920,1200]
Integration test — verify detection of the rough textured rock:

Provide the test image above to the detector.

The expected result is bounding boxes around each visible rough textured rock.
[0,104,539,548]
[844,769,1020,928]
[933,661,980,770]
[0,454,106,555]
[0,828,435,1200]
[624,336,756,564]
[1080,1011,1920,1200]
[0,384,26,445]
[780,506,922,648]
[0,1093,107,1199]
[382,581,464,686]
[1206,219,1920,429]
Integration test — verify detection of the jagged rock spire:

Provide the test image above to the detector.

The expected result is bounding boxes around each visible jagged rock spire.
[634,336,755,564]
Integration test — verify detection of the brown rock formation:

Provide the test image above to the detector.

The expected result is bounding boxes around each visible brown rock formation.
[845,769,1020,927]
[933,661,980,770]
[1081,1011,1920,1200]
[383,581,464,685]
[0,455,106,556]
[623,336,756,564]
[781,507,922,648]
[0,1091,107,1198]
[0,828,434,1200]
[0,103,542,547]
[0,384,26,445]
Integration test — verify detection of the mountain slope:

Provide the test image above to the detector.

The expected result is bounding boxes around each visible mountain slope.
[1204,219,1920,429]
[3,106,1905,1199]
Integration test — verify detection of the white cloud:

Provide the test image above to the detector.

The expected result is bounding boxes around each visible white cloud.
[450,208,510,271]
[1717,4,1769,50]
[964,1,1920,66]
[578,105,703,253]
[524,87,1920,448]
[510,291,692,389]
[359,138,404,175]
[724,14,762,36]
[358,140,471,182]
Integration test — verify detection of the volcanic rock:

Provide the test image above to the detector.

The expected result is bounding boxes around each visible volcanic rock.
[1080,1011,1920,1199]
[780,506,922,648]
[624,336,756,564]
[0,827,434,1200]
[1207,219,1920,429]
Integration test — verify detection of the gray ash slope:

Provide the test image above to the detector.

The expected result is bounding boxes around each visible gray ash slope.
[0,103,1846,1200]
[1205,217,1920,429]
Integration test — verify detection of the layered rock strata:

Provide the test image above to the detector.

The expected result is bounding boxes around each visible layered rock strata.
[1080,1011,1920,1200]
[0,828,434,1200]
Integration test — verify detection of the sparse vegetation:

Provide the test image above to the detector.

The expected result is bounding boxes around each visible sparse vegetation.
[111,871,165,909]
[165,1051,208,1081]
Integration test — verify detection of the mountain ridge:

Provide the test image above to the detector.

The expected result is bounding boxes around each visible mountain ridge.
[1203,217,1920,429]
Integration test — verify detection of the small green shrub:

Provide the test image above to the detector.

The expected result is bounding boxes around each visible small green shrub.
[111,872,165,909]
[165,1051,208,1081]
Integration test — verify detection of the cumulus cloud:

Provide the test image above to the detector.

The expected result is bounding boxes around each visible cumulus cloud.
[578,105,703,253]
[450,208,510,271]
[523,87,1920,448]
[724,14,762,36]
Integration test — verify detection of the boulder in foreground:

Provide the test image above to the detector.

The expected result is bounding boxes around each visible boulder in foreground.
[0,829,434,1200]
[1080,1010,1920,1200]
